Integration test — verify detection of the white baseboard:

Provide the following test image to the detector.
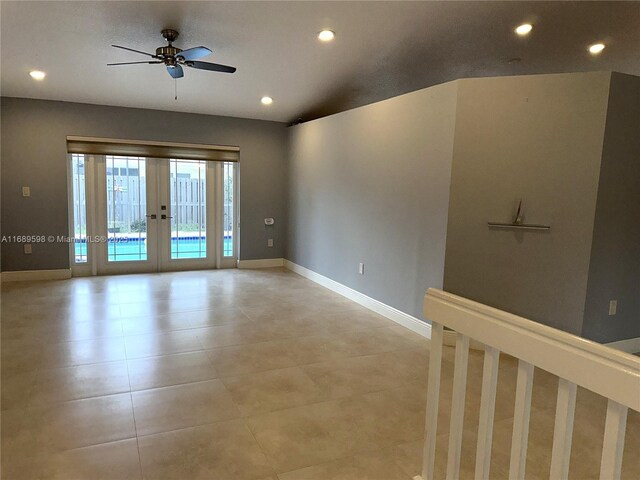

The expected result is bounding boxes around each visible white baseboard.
[284,260,431,339]
[1,268,72,282]
[606,337,640,354]
[238,258,284,269]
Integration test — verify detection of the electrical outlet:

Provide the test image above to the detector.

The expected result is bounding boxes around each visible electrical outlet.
[608,300,617,316]
[358,263,365,275]
[24,244,32,254]
[267,238,274,247]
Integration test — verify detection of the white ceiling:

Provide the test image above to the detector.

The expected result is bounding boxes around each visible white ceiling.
[1,1,638,123]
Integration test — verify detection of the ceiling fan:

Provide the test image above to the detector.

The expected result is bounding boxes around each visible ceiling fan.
[108,29,236,79]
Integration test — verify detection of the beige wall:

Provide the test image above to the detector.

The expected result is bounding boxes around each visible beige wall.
[443,72,611,334]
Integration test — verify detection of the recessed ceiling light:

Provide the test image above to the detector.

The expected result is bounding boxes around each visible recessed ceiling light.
[29,70,46,80]
[589,43,605,54]
[515,24,533,36]
[261,96,273,105]
[318,30,335,42]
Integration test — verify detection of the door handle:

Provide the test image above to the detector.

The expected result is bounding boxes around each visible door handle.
[161,214,173,220]
[146,214,157,220]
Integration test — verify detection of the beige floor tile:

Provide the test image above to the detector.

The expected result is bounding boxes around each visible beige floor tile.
[45,439,142,480]
[318,310,397,331]
[138,419,275,480]
[121,312,193,336]
[44,319,125,343]
[2,393,136,457]
[280,328,421,367]
[185,307,254,328]
[278,449,412,480]
[274,333,364,366]
[1,368,39,411]
[388,347,431,385]
[1,337,48,372]
[206,340,298,377]
[124,329,203,359]
[0,451,52,480]
[196,322,282,349]
[127,351,218,391]
[390,440,424,479]
[29,360,131,406]
[131,379,241,435]
[338,385,427,448]
[41,337,128,368]
[301,352,413,399]
[2,318,124,344]
[246,399,375,473]
[222,366,329,416]
[3,269,636,480]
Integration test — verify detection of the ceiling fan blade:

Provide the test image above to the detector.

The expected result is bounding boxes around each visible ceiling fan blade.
[107,61,163,66]
[167,64,184,79]
[112,44,156,58]
[186,61,236,73]
[177,46,212,61]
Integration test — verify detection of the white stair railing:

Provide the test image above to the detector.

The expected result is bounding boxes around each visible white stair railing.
[418,289,640,480]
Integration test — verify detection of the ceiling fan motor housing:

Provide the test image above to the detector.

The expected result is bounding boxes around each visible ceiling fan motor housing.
[156,45,182,58]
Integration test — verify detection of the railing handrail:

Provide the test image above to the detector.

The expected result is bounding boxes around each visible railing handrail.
[424,288,640,411]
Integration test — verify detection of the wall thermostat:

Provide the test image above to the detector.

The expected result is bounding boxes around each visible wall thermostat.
[264,218,275,225]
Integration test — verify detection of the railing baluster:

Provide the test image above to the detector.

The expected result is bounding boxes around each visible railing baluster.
[599,400,628,480]
[509,360,534,480]
[422,322,444,480]
[446,333,470,480]
[421,289,640,480]
[475,345,500,480]
[550,378,577,479]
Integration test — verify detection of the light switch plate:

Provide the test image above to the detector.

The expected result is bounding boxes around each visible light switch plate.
[608,300,617,316]
[267,238,274,247]
[24,244,32,254]
[22,186,30,197]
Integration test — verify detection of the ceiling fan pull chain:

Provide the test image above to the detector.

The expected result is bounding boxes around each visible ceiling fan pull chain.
[174,78,178,101]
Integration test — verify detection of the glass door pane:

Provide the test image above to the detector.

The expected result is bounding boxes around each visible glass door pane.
[71,154,88,263]
[169,159,207,259]
[106,156,148,262]
[223,162,235,257]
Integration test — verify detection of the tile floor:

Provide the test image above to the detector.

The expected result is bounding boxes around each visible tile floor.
[1,268,638,479]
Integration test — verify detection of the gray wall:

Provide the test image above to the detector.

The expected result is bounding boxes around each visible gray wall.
[1,98,288,271]
[582,73,640,343]
[287,81,458,319]
[443,72,611,335]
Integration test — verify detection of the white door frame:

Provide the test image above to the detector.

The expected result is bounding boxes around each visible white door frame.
[68,155,239,276]
[95,155,160,275]
[157,158,217,272]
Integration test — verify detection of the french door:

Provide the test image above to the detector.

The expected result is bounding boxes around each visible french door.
[69,154,237,275]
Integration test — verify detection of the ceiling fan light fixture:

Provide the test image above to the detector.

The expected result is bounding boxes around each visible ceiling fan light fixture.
[515,24,533,36]
[318,30,335,42]
[29,70,46,80]
[261,96,273,105]
[589,43,605,54]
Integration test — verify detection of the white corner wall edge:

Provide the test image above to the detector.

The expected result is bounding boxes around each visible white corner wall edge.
[1,268,72,282]
[237,258,285,269]
[605,336,640,354]
[284,260,431,339]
